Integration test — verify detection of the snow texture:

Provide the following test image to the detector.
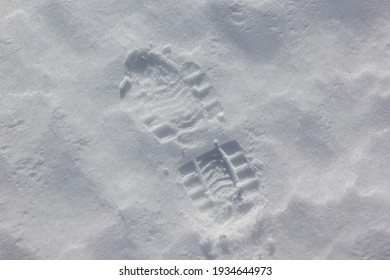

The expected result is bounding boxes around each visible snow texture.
[1,0,390,259]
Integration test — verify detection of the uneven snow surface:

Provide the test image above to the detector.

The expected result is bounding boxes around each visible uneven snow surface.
[1,0,390,259]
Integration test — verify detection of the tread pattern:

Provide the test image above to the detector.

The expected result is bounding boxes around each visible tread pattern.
[178,140,259,216]
[122,48,224,146]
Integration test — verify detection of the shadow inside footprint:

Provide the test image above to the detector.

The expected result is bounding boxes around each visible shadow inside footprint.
[125,49,177,73]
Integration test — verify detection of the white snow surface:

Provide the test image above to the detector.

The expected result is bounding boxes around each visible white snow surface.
[1,0,390,259]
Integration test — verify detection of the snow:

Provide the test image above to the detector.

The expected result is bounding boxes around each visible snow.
[1,0,390,259]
